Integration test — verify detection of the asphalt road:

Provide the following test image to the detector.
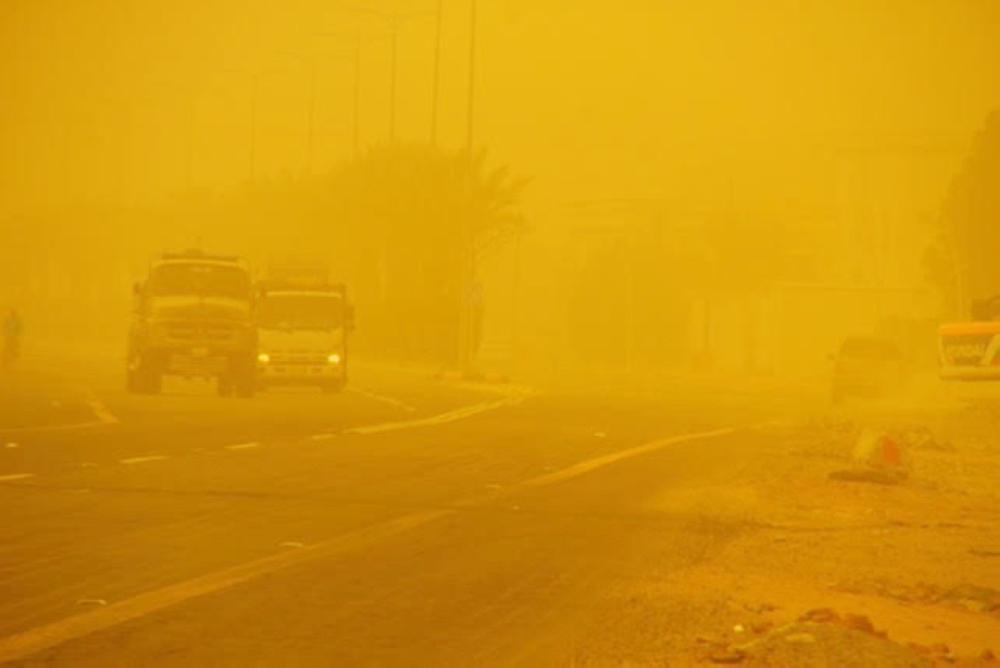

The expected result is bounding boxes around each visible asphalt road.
[0,351,814,666]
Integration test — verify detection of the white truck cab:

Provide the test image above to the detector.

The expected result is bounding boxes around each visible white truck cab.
[255,283,354,392]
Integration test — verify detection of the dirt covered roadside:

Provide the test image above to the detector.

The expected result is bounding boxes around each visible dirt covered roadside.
[577,385,1000,667]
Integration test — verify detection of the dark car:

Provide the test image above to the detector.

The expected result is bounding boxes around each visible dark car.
[831,337,906,403]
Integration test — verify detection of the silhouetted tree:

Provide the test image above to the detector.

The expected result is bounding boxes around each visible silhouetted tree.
[943,110,1000,305]
[320,144,528,363]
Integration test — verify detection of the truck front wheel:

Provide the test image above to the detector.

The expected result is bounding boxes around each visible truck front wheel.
[225,356,257,398]
[128,355,163,395]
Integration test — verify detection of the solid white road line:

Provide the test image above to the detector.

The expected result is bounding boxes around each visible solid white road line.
[520,426,738,489]
[119,455,168,465]
[0,423,740,663]
[0,473,35,482]
[0,420,108,434]
[347,388,418,413]
[0,509,451,665]
[225,442,261,451]
[0,394,120,435]
[341,395,523,436]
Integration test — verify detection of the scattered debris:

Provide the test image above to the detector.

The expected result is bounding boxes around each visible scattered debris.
[799,608,838,624]
[734,621,930,666]
[828,468,904,485]
[76,598,107,607]
[707,648,746,664]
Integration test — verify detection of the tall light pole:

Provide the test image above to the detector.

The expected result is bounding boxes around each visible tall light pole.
[314,33,368,160]
[305,60,317,175]
[279,51,320,176]
[353,35,362,158]
[185,96,197,190]
[430,0,443,146]
[389,14,398,143]
[249,72,260,183]
[459,0,480,373]
[465,0,478,155]
[335,6,436,145]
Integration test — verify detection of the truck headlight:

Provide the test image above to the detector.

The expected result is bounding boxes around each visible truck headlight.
[258,353,271,364]
[327,353,341,365]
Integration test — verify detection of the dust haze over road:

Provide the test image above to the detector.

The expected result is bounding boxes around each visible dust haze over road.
[2,1,1000,666]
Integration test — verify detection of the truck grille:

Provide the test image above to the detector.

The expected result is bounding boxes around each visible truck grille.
[167,324,237,342]
[270,354,328,365]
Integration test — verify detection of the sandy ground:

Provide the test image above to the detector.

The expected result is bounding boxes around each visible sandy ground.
[576,381,1000,666]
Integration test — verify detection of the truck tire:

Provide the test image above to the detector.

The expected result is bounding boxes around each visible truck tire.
[228,356,257,398]
[321,379,345,394]
[217,377,232,397]
[128,355,163,395]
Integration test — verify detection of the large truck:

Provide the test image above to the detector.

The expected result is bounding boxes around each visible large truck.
[939,296,1000,381]
[128,251,258,396]
[255,263,354,393]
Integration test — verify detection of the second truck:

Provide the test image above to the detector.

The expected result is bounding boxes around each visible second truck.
[255,263,354,393]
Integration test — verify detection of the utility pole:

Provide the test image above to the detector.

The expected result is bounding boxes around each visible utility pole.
[249,73,259,183]
[305,59,317,176]
[459,0,479,373]
[389,15,398,143]
[430,0,443,146]
[465,0,477,155]
[184,96,197,191]
[353,36,362,159]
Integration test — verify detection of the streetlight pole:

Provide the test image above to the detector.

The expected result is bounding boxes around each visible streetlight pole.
[353,36,362,159]
[465,0,477,155]
[185,96,197,190]
[334,6,435,146]
[430,0,443,146]
[459,0,479,373]
[249,73,259,183]
[389,15,398,143]
[305,59,317,176]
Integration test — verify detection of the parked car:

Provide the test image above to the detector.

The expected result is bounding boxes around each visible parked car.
[831,337,906,403]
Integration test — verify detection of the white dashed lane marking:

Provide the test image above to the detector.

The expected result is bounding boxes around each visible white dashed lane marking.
[225,442,261,451]
[0,473,36,482]
[119,455,169,465]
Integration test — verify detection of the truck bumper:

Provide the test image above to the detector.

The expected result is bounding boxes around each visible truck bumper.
[257,362,345,386]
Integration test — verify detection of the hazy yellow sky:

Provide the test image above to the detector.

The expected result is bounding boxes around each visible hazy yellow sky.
[2,0,998,214]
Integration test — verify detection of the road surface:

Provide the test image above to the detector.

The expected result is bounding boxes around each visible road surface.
[0,352,858,665]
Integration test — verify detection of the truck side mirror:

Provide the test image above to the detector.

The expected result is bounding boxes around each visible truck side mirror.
[133,282,142,297]
[346,305,356,332]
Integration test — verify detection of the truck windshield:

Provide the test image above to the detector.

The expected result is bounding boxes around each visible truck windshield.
[258,294,344,330]
[148,263,251,300]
